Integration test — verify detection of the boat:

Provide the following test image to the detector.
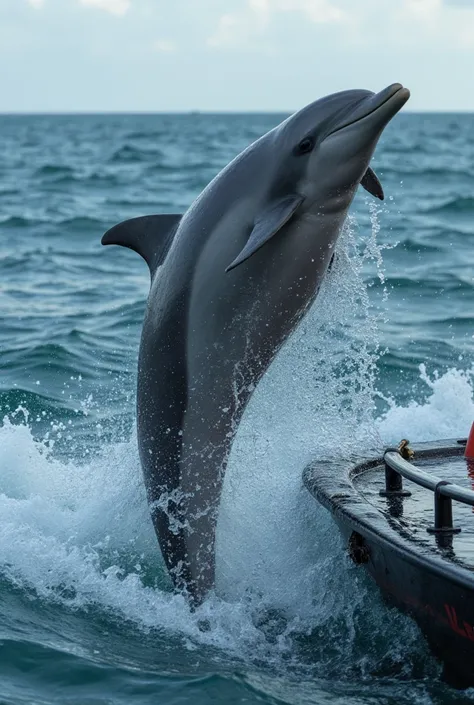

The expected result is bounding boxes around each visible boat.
[303,430,474,688]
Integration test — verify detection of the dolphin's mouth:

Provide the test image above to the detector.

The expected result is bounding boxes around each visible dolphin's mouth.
[329,83,410,137]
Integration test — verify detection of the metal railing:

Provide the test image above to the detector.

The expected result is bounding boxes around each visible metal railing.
[382,449,474,535]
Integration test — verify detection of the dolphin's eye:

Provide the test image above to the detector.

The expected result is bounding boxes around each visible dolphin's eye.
[295,136,315,156]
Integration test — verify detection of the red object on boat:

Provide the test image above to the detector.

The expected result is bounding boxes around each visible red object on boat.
[465,422,474,459]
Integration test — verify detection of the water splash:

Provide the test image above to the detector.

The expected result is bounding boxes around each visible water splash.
[215,215,389,611]
[377,363,474,444]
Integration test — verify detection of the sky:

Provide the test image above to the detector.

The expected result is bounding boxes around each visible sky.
[1,0,474,112]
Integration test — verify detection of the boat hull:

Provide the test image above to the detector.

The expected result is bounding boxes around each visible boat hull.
[338,520,474,686]
[303,439,474,687]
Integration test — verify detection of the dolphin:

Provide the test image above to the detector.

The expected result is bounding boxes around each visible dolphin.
[102,83,410,605]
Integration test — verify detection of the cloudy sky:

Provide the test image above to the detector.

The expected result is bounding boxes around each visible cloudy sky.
[1,0,473,112]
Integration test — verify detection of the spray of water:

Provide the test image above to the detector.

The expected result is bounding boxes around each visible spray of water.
[216,213,394,612]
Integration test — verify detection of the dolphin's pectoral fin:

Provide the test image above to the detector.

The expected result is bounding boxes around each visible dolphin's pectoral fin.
[225,194,304,272]
[101,214,182,277]
[360,167,384,201]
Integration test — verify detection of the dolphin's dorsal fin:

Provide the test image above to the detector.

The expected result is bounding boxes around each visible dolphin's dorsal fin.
[360,167,384,200]
[101,214,182,277]
[226,194,304,272]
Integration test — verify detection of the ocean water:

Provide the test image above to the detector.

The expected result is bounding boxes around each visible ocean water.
[0,111,473,704]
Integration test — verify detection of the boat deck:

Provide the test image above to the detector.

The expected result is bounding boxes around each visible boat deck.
[354,453,474,567]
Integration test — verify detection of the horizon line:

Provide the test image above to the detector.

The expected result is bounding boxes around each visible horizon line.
[0,109,473,116]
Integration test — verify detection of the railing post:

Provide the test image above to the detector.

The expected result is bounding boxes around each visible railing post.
[380,452,412,497]
[427,481,461,535]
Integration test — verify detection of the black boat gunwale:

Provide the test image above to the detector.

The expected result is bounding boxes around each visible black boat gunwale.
[302,438,474,593]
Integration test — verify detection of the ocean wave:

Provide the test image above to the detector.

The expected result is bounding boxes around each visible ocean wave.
[0,388,83,420]
[377,365,474,442]
[56,216,106,231]
[125,130,165,141]
[394,239,441,254]
[92,300,146,330]
[0,340,100,381]
[1,327,137,388]
[0,215,39,229]
[109,144,164,164]
[382,142,428,155]
[0,252,34,270]
[426,314,474,327]
[428,196,474,214]
[35,164,75,178]
[39,172,119,188]
[376,166,474,179]
[104,197,163,208]
[368,271,474,293]
[145,160,216,175]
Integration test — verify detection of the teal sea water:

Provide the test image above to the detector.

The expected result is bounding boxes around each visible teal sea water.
[0,112,473,704]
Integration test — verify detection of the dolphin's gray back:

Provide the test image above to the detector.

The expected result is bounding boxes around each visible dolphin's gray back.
[138,123,342,598]
[137,137,276,595]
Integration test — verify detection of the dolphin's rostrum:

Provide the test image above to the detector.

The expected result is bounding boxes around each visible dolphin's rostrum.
[102,83,410,605]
